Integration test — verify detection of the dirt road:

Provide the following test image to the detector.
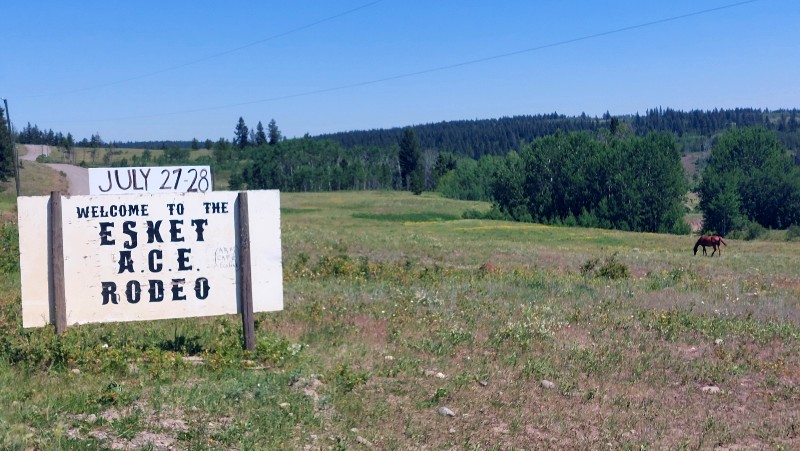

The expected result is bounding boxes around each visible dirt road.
[21,144,89,195]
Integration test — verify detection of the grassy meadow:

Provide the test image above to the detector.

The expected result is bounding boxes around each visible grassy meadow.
[0,188,799,449]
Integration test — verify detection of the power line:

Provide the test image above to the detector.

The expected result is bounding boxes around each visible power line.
[62,0,764,124]
[26,0,386,99]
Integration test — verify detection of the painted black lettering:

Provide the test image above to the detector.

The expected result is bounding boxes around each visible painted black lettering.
[122,221,137,249]
[138,168,150,191]
[148,280,164,302]
[177,248,192,271]
[148,249,163,272]
[99,222,115,245]
[118,250,135,273]
[101,282,118,305]
[194,277,210,300]
[98,171,113,193]
[171,279,186,300]
[169,219,184,242]
[146,220,164,243]
[115,169,133,190]
[191,219,207,241]
[125,280,141,303]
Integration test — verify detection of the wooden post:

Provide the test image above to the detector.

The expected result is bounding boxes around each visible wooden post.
[237,192,255,350]
[50,191,67,334]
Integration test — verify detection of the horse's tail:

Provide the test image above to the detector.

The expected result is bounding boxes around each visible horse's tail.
[718,237,727,246]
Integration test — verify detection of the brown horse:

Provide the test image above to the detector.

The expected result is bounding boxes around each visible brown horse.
[693,235,727,256]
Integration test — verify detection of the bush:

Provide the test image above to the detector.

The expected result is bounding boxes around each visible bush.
[580,253,629,280]
[462,205,511,221]
[729,221,766,241]
[787,224,800,241]
[598,253,629,280]
[0,224,19,273]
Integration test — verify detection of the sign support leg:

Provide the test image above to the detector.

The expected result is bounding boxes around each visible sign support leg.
[50,191,67,334]
[237,192,255,350]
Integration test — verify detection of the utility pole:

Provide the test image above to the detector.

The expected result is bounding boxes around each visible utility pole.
[2,99,20,196]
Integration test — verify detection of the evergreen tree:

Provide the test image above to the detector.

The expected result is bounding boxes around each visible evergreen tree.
[255,121,267,146]
[90,133,103,148]
[191,138,199,150]
[234,117,249,149]
[0,105,13,181]
[268,119,282,145]
[398,127,420,191]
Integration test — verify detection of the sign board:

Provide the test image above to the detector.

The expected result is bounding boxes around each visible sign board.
[18,190,282,328]
[88,166,212,195]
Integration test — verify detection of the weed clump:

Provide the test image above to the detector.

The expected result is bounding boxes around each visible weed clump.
[0,223,19,273]
[579,253,629,279]
[786,224,800,241]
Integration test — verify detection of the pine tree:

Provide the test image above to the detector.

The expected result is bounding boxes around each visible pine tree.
[234,117,249,149]
[268,119,282,145]
[0,105,13,181]
[398,127,420,191]
[255,121,267,146]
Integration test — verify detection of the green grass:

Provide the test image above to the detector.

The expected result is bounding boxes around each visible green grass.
[1,190,799,449]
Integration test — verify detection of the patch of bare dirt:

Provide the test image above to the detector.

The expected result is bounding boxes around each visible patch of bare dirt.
[66,403,189,450]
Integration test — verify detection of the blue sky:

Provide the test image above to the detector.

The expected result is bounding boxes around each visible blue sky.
[2,0,798,142]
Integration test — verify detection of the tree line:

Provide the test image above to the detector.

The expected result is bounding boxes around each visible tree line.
[317,108,800,158]
[6,111,800,237]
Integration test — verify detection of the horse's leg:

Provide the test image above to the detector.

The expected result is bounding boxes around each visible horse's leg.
[711,245,718,257]
[702,245,707,256]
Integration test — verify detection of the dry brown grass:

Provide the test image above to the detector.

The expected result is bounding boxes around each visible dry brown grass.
[17,159,69,197]
[1,191,799,449]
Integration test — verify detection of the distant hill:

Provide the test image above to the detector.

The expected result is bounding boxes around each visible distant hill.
[315,108,800,159]
[16,107,800,159]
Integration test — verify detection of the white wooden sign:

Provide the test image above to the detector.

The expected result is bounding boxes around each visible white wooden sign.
[88,166,212,195]
[18,190,282,328]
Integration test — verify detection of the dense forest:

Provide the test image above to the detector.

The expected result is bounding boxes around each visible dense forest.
[7,108,800,236]
[317,108,800,158]
[14,108,800,157]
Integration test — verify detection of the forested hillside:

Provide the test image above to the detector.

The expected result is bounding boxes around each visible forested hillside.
[317,108,800,158]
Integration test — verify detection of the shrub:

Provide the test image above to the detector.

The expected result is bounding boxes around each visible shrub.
[730,221,766,241]
[0,224,19,273]
[580,253,629,280]
[787,224,800,241]
[597,253,629,279]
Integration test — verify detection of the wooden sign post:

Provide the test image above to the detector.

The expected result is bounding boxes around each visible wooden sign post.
[237,191,255,350]
[50,191,67,335]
